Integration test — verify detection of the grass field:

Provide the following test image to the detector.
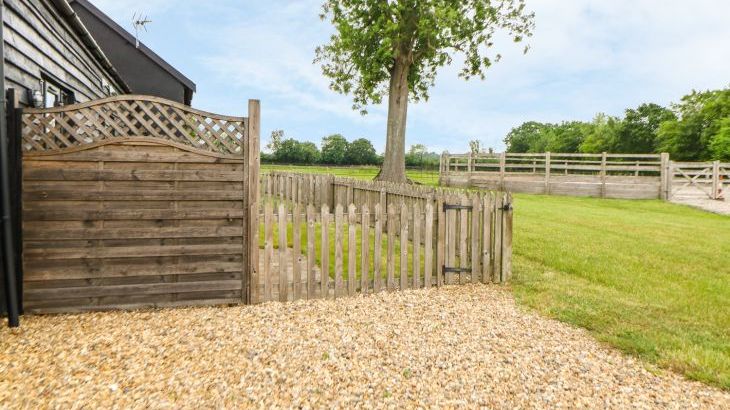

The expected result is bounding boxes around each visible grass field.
[262,164,730,390]
[261,164,439,186]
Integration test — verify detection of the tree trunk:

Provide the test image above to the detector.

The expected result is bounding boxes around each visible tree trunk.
[376,58,410,183]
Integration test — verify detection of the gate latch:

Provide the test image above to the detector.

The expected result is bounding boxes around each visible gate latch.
[443,204,473,212]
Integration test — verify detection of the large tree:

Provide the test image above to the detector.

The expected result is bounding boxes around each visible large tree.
[316,0,535,182]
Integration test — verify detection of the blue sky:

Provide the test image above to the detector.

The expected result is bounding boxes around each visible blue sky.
[93,0,730,154]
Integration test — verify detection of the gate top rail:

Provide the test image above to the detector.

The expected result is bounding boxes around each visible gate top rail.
[21,94,248,156]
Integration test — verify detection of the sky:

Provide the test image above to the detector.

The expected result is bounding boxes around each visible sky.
[92,0,730,154]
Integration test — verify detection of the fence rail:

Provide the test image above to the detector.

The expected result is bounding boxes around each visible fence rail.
[255,174,513,304]
[440,152,728,201]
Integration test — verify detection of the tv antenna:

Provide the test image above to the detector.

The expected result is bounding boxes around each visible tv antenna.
[132,12,152,48]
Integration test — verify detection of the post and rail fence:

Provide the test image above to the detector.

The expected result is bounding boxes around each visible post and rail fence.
[440,152,728,201]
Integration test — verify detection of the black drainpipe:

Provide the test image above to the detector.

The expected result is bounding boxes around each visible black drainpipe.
[0,2,20,328]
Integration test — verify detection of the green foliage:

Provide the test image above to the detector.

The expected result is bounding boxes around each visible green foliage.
[504,121,552,153]
[615,103,675,153]
[316,0,535,113]
[405,144,440,168]
[657,88,730,161]
[505,87,730,160]
[345,138,380,165]
[544,121,588,152]
[710,118,730,161]
[321,134,350,164]
[273,138,321,164]
[579,113,621,153]
[266,129,285,153]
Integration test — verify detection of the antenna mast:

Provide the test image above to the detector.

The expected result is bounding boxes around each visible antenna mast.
[132,12,152,49]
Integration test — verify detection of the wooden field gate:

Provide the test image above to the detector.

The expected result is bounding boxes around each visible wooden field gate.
[667,161,729,200]
[19,95,260,313]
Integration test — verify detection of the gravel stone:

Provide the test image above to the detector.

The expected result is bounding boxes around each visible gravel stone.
[1,285,728,409]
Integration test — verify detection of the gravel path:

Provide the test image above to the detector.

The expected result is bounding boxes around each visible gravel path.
[671,197,730,215]
[1,285,728,409]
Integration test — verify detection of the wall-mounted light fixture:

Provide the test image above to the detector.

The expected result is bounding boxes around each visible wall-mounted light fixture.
[31,89,43,108]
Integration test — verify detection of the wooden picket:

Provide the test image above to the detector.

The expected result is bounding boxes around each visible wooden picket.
[253,191,514,304]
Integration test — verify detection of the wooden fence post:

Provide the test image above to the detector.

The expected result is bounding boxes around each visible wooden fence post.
[660,153,669,200]
[499,152,506,191]
[712,161,720,200]
[666,160,674,200]
[501,193,513,282]
[245,99,260,304]
[493,194,503,283]
[545,152,551,195]
[600,152,607,199]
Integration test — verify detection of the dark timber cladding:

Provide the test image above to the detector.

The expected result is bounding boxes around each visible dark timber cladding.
[2,0,130,106]
[69,0,197,105]
[20,95,260,313]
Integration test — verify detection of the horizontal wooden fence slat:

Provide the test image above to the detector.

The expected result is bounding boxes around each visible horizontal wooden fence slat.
[26,244,243,260]
[23,209,245,221]
[25,280,242,301]
[24,169,244,182]
[25,226,243,240]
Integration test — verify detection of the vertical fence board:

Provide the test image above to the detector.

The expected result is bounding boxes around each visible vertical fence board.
[493,194,504,283]
[292,203,302,301]
[471,195,480,284]
[278,203,288,302]
[413,204,421,289]
[264,202,274,302]
[436,197,445,287]
[459,195,468,285]
[348,204,357,296]
[374,204,383,293]
[361,205,370,293]
[400,204,409,290]
[307,205,316,299]
[502,193,513,282]
[335,205,344,298]
[424,202,434,289]
[482,194,493,283]
[321,205,330,299]
[387,204,396,290]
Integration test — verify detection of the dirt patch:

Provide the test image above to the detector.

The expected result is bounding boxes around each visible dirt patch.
[1,285,728,408]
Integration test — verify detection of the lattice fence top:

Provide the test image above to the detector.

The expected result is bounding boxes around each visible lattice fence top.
[22,95,248,156]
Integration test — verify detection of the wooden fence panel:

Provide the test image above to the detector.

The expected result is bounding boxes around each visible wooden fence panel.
[21,96,258,313]
[441,152,664,199]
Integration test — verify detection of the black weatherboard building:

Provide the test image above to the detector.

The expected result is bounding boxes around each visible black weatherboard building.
[69,0,196,105]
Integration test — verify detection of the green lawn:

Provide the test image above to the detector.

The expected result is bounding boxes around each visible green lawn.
[261,164,439,186]
[512,195,729,389]
[262,164,730,390]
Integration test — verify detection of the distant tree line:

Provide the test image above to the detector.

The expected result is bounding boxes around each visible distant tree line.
[503,87,730,161]
[262,132,441,169]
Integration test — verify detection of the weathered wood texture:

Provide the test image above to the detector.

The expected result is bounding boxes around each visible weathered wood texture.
[254,182,514,304]
[667,161,729,201]
[3,0,125,106]
[21,96,259,313]
[440,152,665,200]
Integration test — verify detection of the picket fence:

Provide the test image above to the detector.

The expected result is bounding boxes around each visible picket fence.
[254,173,513,304]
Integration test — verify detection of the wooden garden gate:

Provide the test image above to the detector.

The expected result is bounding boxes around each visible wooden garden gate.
[668,161,728,200]
[19,95,260,313]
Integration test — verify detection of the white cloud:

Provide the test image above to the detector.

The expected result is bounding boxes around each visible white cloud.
[88,0,730,153]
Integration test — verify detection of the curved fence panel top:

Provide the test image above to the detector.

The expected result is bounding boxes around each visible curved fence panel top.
[21,95,248,157]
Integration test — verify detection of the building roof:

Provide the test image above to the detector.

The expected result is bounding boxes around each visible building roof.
[68,0,197,93]
[50,0,132,93]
